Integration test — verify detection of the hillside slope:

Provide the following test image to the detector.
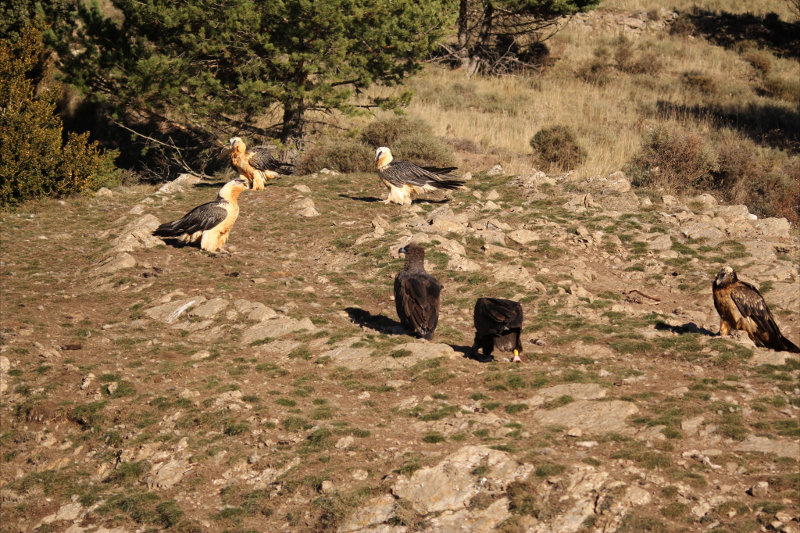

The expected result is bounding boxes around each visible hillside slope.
[1,159,798,532]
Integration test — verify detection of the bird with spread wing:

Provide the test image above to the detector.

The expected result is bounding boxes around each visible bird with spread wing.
[229,137,294,190]
[375,147,463,206]
[394,243,442,340]
[712,266,799,353]
[471,298,524,362]
[153,177,249,253]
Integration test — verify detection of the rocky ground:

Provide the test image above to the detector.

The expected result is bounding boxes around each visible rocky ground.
[1,159,798,533]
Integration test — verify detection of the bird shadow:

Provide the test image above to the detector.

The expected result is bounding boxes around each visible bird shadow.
[655,321,717,337]
[345,307,405,335]
[192,181,227,189]
[339,194,383,203]
[451,344,494,363]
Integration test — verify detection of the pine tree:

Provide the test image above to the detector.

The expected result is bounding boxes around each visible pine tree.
[452,0,600,75]
[62,0,456,145]
[0,24,118,206]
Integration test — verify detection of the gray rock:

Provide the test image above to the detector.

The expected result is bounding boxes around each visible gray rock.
[430,498,510,533]
[448,255,482,272]
[646,233,672,251]
[146,459,191,489]
[487,165,504,176]
[145,297,207,324]
[156,173,201,194]
[681,221,725,242]
[525,383,607,407]
[715,205,752,221]
[189,298,229,319]
[532,400,639,434]
[94,253,137,275]
[95,187,114,197]
[339,494,398,532]
[734,436,799,458]
[507,229,539,245]
[752,217,791,238]
[241,316,315,344]
[392,445,533,514]
[112,214,163,253]
[473,229,506,245]
[606,171,631,193]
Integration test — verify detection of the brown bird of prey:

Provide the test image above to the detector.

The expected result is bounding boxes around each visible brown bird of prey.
[471,298,524,362]
[153,177,248,253]
[394,243,442,340]
[375,147,463,206]
[229,137,294,190]
[713,266,799,353]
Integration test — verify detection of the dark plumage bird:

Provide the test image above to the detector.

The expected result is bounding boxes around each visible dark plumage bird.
[376,146,463,205]
[471,298,523,362]
[394,243,442,340]
[153,177,249,253]
[713,266,799,353]
[229,137,294,190]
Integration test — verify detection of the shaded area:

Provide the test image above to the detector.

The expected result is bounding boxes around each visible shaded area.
[345,307,404,335]
[339,194,383,203]
[676,9,800,59]
[656,100,800,153]
[655,321,717,337]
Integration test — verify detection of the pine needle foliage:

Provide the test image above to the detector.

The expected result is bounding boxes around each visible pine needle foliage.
[0,25,118,207]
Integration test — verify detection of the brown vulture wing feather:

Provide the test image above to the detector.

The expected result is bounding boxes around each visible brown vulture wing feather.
[394,272,441,339]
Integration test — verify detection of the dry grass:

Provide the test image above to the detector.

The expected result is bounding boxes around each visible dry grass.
[601,0,797,20]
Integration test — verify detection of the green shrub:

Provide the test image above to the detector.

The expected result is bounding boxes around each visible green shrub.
[530,125,587,171]
[360,116,455,167]
[626,126,718,192]
[760,75,800,104]
[576,58,613,86]
[682,70,717,94]
[391,133,455,168]
[360,116,431,147]
[0,25,118,207]
[294,138,374,174]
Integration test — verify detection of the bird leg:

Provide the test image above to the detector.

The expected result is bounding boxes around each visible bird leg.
[719,320,730,337]
[511,349,522,363]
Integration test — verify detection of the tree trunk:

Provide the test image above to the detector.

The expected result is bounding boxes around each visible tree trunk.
[457,0,469,49]
[280,99,304,146]
[477,1,494,50]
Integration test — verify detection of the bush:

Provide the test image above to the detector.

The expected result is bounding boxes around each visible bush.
[626,126,718,192]
[360,116,431,147]
[0,25,118,207]
[294,138,373,174]
[390,133,455,168]
[530,125,586,171]
[576,58,613,86]
[360,116,455,168]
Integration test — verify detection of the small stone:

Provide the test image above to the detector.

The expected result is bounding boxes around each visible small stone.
[747,481,769,498]
[336,436,354,449]
[320,480,335,494]
[487,164,504,176]
[95,187,114,197]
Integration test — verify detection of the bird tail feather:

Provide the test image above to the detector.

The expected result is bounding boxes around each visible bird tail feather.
[153,221,186,237]
[432,178,464,191]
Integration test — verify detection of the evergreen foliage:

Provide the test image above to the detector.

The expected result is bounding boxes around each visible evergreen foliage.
[0,25,118,206]
[451,0,600,74]
[62,0,456,144]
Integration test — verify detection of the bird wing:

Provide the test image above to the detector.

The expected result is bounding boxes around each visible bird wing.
[729,281,782,347]
[249,147,294,175]
[474,298,523,335]
[395,273,441,334]
[154,201,228,237]
[382,161,449,188]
